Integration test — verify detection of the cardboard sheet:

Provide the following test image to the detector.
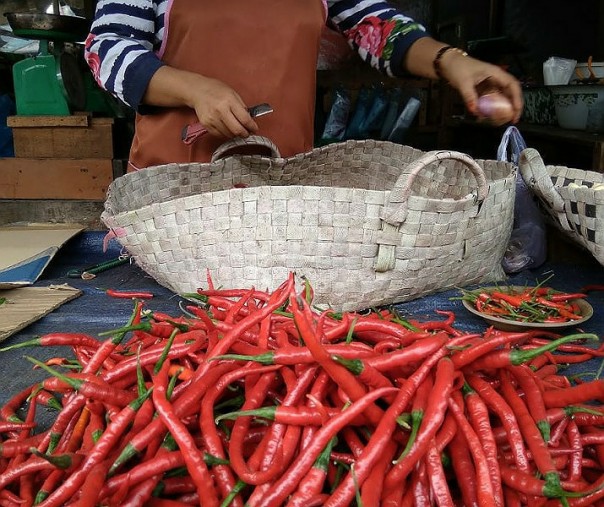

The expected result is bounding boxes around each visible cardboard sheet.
[0,284,82,342]
[0,223,84,289]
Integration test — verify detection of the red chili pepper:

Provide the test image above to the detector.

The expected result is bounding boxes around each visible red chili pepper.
[360,439,398,506]
[450,331,531,370]
[287,437,336,507]
[0,333,100,353]
[384,358,456,491]
[152,360,218,507]
[499,369,562,493]
[69,459,112,507]
[448,424,479,507]
[566,420,583,483]
[40,389,151,507]
[466,373,531,473]
[543,379,604,408]
[256,386,398,507]
[499,463,573,499]
[100,452,227,501]
[395,375,433,463]
[0,452,84,490]
[289,294,384,427]
[460,333,597,371]
[491,291,529,308]
[547,293,587,302]
[331,354,394,395]
[463,382,504,507]
[448,390,497,507]
[28,356,136,408]
[105,289,154,299]
[507,364,550,442]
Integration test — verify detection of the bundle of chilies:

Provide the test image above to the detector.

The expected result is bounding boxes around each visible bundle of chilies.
[0,274,603,506]
[461,286,589,323]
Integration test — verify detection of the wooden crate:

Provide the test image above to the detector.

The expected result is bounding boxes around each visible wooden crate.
[7,115,114,159]
[0,158,114,200]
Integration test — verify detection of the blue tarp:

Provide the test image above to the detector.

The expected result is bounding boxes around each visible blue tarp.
[2,231,604,411]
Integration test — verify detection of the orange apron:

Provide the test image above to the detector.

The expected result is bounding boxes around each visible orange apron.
[129,0,325,170]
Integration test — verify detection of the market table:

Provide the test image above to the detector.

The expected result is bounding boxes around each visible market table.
[2,230,603,410]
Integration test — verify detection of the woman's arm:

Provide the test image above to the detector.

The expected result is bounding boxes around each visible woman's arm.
[85,0,257,137]
[327,0,522,125]
[84,0,164,109]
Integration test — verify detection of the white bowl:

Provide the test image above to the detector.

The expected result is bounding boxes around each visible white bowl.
[575,61,604,80]
[549,84,604,131]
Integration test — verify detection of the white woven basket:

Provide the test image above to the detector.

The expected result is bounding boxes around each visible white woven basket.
[102,136,516,311]
[519,147,604,266]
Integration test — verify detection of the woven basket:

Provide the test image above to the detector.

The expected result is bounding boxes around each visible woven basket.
[519,147,604,266]
[102,136,516,311]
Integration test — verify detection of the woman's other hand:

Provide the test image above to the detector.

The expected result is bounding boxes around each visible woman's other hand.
[404,38,523,126]
[439,51,523,125]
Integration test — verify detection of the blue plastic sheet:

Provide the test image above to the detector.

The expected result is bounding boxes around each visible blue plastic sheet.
[2,231,603,411]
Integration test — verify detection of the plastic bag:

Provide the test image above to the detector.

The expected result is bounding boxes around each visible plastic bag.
[379,88,403,140]
[543,56,576,85]
[345,86,372,140]
[320,87,351,144]
[387,97,421,144]
[499,126,547,273]
[360,85,388,137]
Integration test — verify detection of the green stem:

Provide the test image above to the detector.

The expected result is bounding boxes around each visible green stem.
[219,479,246,507]
[153,328,178,375]
[510,334,598,365]
[210,352,275,365]
[537,420,551,443]
[331,355,363,375]
[215,406,277,424]
[26,357,84,391]
[564,405,604,417]
[0,337,46,352]
[29,449,77,469]
[395,409,423,463]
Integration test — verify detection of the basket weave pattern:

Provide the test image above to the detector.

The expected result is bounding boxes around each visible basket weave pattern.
[103,138,515,311]
[519,147,604,266]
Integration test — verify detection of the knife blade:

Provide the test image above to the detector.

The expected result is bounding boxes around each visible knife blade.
[182,103,273,145]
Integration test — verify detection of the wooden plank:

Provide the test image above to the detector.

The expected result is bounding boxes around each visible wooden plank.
[7,115,91,128]
[10,118,114,159]
[0,158,114,200]
[0,285,82,342]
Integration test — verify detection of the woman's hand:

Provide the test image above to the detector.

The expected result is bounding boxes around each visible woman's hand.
[142,66,259,138]
[439,50,523,125]
[404,38,524,126]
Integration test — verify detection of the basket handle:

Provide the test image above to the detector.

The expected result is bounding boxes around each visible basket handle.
[375,150,489,272]
[518,148,566,213]
[518,147,575,233]
[210,135,282,163]
[380,150,489,226]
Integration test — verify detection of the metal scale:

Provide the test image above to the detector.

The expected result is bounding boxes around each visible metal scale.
[5,10,91,116]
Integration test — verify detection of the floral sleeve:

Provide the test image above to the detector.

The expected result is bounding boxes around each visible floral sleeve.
[326,0,429,77]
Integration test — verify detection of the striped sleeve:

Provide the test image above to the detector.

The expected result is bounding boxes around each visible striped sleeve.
[326,0,430,77]
[84,0,166,110]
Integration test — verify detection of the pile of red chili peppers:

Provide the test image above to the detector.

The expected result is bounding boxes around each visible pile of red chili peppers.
[461,285,589,324]
[0,273,603,506]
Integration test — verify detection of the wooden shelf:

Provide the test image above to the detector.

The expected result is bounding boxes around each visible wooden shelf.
[441,117,604,172]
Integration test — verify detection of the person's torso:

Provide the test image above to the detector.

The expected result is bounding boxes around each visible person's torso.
[129,0,326,169]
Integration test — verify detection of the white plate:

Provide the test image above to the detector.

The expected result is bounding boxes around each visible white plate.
[461,286,594,331]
